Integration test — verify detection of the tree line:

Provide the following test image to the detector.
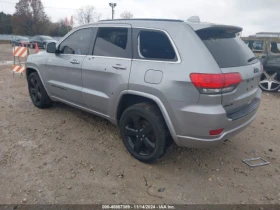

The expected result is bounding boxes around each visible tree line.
[0,0,70,37]
[0,0,134,37]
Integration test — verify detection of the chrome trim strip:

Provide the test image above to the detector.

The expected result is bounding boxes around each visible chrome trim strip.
[57,24,131,47]
[91,55,131,60]
[56,25,181,64]
[52,54,87,57]
[137,35,145,59]
[132,58,180,64]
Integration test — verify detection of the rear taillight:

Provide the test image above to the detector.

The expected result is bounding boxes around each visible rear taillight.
[190,73,242,94]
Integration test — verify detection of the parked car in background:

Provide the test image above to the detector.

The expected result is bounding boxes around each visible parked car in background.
[10,36,30,47]
[29,35,57,49]
[26,18,262,162]
[243,37,280,92]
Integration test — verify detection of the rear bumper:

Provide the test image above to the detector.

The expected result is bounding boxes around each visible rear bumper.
[172,89,261,148]
[176,109,257,148]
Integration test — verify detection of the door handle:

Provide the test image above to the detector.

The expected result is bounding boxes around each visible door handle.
[87,56,95,60]
[70,59,80,64]
[112,64,127,70]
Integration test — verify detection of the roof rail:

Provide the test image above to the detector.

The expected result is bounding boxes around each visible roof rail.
[99,18,184,23]
[187,16,200,23]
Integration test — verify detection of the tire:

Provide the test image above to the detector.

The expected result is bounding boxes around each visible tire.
[43,43,46,49]
[27,72,52,109]
[259,69,280,92]
[119,103,169,163]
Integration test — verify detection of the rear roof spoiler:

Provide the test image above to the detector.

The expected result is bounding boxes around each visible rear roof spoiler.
[187,22,243,33]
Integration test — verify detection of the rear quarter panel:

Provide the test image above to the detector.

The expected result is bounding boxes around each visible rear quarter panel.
[128,23,223,134]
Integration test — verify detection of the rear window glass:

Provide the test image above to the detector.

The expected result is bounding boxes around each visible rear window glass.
[197,28,258,68]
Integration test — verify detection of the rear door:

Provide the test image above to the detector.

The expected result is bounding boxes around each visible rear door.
[81,24,132,116]
[197,27,262,114]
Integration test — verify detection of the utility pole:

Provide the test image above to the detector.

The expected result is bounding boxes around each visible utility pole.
[109,3,117,19]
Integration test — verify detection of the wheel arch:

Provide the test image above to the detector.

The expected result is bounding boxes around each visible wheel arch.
[115,90,178,144]
[26,67,51,97]
[26,67,37,78]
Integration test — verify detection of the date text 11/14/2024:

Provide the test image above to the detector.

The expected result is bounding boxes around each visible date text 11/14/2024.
[102,205,176,209]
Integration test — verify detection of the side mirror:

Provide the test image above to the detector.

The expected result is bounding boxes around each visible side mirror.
[46,42,57,53]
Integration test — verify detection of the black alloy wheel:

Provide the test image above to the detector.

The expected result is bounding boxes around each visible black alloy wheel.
[27,72,52,108]
[120,103,169,163]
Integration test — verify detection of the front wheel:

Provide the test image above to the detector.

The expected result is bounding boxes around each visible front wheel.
[259,69,280,92]
[27,72,52,109]
[119,103,169,163]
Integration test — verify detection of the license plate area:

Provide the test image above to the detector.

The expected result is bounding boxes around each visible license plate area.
[246,76,259,91]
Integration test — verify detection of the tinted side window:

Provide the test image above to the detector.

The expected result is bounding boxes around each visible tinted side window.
[138,30,177,61]
[271,42,280,54]
[93,27,130,58]
[59,28,93,55]
[244,40,264,52]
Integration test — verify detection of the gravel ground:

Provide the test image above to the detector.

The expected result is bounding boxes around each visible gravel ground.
[0,44,280,204]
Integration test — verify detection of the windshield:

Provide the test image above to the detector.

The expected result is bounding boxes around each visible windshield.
[41,36,53,40]
[197,28,258,68]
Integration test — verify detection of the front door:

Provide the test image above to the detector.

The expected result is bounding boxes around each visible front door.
[44,28,94,105]
[82,24,132,117]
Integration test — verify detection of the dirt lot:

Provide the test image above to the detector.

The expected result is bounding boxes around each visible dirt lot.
[0,43,279,204]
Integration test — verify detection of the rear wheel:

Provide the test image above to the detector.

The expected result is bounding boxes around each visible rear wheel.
[259,69,280,92]
[27,72,52,109]
[120,103,169,163]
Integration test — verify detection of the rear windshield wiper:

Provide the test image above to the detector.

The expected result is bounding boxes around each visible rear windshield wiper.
[247,56,259,63]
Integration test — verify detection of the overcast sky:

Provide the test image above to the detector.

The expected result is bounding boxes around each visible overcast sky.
[1,0,280,36]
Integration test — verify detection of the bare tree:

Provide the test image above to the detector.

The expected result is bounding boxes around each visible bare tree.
[75,5,102,25]
[120,11,134,19]
[12,0,50,35]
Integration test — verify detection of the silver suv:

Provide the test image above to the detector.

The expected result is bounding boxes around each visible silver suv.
[26,18,262,162]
